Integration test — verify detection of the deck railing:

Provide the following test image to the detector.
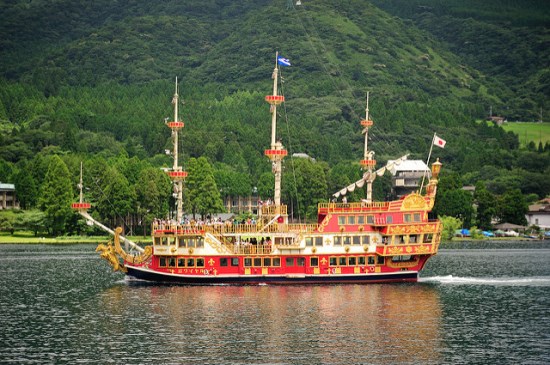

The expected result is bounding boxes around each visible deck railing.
[153,222,318,236]
[318,201,390,213]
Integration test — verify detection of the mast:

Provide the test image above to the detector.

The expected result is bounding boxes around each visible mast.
[264,52,288,207]
[360,92,376,202]
[165,77,187,223]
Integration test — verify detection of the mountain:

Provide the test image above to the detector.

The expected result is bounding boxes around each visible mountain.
[0,0,548,220]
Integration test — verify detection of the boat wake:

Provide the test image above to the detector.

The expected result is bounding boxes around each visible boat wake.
[420,275,550,286]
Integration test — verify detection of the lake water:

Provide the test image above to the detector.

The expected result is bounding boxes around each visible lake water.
[1,242,549,364]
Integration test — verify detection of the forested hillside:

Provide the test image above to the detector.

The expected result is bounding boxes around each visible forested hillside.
[0,0,548,234]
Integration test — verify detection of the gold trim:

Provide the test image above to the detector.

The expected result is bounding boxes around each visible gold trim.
[401,193,427,211]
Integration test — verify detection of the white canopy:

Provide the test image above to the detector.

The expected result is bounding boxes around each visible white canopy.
[332,154,409,198]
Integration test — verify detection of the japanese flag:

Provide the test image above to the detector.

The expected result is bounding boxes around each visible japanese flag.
[433,135,446,148]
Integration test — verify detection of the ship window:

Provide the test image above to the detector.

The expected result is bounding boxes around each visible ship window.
[273,257,281,267]
[231,258,239,266]
[339,257,347,266]
[187,258,195,267]
[162,237,168,245]
[315,237,323,246]
[338,216,346,225]
[159,257,167,267]
[168,257,176,267]
[177,237,185,247]
[154,237,162,245]
[286,257,294,267]
[357,216,365,224]
[392,255,413,262]
[188,238,196,248]
[329,257,337,266]
[368,256,375,265]
[170,237,177,246]
[253,258,262,267]
[409,235,418,244]
[197,237,204,248]
[377,256,385,265]
[263,258,272,267]
[348,216,356,225]
[343,236,351,245]
[367,215,374,224]
[404,214,412,223]
[297,257,305,267]
[358,256,366,265]
[334,236,342,245]
[305,237,313,246]
[310,257,319,267]
[220,258,228,267]
[414,213,421,222]
[178,258,185,267]
[244,258,252,267]
[348,257,357,266]
[362,236,370,245]
[196,258,205,267]
[386,216,393,223]
[423,234,433,243]
[352,236,361,245]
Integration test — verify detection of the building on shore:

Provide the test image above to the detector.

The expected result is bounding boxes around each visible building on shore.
[0,183,19,210]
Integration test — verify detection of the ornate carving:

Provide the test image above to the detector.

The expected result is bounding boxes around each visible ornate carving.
[387,246,403,255]
[96,242,127,273]
[415,245,432,254]
[317,214,332,233]
[401,193,427,211]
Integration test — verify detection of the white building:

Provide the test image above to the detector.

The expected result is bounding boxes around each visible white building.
[526,202,550,229]
[388,160,431,198]
[0,183,19,210]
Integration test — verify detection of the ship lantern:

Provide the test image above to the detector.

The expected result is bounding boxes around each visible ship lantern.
[431,158,442,178]
[265,95,285,105]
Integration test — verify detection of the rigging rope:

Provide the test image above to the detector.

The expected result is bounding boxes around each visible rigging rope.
[279,67,303,224]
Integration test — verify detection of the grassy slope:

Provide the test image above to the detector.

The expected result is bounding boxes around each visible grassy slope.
[501,122,550,146]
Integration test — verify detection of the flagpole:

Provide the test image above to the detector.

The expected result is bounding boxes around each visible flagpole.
[420,132,436,195]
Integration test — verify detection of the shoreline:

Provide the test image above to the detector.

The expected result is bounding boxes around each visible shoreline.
[0,233,152,245]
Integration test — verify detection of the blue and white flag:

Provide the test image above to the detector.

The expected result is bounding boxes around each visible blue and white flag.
[277,56,291,67]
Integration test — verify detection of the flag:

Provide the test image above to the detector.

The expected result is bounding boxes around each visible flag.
[277,56,291,67]
[433,135,446,148]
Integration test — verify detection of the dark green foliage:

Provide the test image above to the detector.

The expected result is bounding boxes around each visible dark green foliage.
[497,189,528,226]
[185,157,224,219]
[38,155,74,235]
[0,0,547,233]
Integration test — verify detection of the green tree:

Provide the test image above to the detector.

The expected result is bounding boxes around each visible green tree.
[440,215,462,241]
[96,167,136,229]
[283,158,328,221]
[474,181,496,230]
[12,165,38,209]
[497,189,528,225]
[185,157,224,219]
[38,155,74,235]
[135,166,171,233]
[433,189,474,228]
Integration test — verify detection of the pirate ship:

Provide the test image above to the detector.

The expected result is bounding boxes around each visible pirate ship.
[73,54,443,284]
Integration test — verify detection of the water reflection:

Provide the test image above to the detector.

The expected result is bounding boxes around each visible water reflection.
[96,283,443,364]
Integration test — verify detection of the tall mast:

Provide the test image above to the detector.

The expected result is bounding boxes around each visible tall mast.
[264,52,287,206]
[360,92,376,202]
[165,77,187,223]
